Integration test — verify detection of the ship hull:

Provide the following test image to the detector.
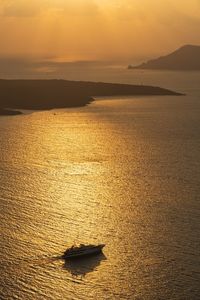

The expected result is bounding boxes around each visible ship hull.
[63,245,105,259]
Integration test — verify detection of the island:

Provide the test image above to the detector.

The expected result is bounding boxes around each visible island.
[128,45,200,70]
[0,108,22,116]
[0,79,182,115]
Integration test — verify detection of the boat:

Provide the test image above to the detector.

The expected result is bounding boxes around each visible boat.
[63,244,105,259]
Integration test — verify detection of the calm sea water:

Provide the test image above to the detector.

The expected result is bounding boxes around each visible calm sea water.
[0,70,200,299]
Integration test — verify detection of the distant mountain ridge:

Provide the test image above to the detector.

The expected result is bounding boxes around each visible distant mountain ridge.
[128,45,200,70]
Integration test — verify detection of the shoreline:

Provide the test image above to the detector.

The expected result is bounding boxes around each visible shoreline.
[0,79,183,116]
[0,108,22,116]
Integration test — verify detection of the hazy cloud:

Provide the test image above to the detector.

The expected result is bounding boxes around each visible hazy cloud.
[0,0,47,17]
[0,0,199,62]
[0,0,99,17]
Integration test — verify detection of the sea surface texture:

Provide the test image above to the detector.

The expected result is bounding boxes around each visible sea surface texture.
[0,70,200,299]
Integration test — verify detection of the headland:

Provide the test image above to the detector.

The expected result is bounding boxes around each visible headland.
[0,79,182,115]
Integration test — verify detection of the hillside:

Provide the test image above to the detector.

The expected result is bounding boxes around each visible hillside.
[128,45,200,70]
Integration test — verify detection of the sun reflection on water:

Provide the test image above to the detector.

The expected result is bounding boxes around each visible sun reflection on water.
[0,97,200,299]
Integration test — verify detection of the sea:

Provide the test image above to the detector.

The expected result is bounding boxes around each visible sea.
[0,68,200,299]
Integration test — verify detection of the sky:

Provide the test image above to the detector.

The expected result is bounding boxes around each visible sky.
[0,0,200,64]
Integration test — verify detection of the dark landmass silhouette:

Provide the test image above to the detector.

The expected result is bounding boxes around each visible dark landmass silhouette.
[0,57,111,76]
[0,108,22,115]
[0,79,182,115]
[128,45,200,70]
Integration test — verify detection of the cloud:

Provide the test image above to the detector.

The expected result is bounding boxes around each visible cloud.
[0,0,199,62]
[50,0,99,16]
[0,0,99,17]
[0,0,47,17]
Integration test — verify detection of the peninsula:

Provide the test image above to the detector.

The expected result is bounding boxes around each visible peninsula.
[128,45,200,70]
[0,79,182,115]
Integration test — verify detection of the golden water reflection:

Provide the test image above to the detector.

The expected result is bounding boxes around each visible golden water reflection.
[0,98,200,299]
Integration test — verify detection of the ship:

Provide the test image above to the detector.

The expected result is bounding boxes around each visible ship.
[63,244,105,259]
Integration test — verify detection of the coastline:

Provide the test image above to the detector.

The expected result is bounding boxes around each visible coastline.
[0,108,22,116]
[0,79,183,116]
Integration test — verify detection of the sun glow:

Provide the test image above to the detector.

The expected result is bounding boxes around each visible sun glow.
[0,0,200,62]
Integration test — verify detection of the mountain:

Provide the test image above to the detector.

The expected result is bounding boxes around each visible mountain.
[128,45,200,70]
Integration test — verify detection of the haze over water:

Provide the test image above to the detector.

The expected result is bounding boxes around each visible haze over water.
[0,70,200,299]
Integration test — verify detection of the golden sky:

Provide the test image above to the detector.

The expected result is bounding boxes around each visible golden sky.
[0,0,200,63]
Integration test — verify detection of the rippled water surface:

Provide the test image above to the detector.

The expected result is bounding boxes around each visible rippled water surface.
[0,71,200,299]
